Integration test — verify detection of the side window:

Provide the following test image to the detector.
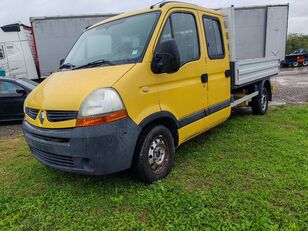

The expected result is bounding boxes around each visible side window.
[0,81,19,95]
[0,45,5,60]
[6,44,19,56]
[160,19,172,42]
[203,17,225,59]
[158,12,200,65]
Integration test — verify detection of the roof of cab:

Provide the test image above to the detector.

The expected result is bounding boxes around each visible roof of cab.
[151,1,221,15]
[89,1,221,30]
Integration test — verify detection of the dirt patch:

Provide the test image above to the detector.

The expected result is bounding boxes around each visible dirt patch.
[0,121,22,139]
[0,137,24,164]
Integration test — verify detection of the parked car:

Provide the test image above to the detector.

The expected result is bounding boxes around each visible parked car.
[22,2,288,183]
[281,48,308,67]
[0,77,38,121]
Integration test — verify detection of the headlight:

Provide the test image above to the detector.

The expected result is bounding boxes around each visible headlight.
[77,88,127,127]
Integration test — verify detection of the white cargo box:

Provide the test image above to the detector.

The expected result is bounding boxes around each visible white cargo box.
[30,14,117,77]
[218,5,289,87]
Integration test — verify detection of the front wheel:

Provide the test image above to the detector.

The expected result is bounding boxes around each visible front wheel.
[292,61,299,67]
[303,61,308,66]
[133,125,175,183]
[252,87,269,115]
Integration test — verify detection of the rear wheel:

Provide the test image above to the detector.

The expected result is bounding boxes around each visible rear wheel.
[134,125,175,183]
[252,87,269,115]
[303,61,308,66]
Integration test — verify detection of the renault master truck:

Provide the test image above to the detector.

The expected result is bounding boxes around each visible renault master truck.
[22,2,289,183]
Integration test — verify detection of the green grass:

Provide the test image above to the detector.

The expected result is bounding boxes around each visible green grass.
[0,105,307,230]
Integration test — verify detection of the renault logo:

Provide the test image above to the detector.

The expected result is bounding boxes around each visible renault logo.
[39,111,45,124]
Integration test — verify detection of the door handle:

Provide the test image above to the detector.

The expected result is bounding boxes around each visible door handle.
[225,70,231,78]
[201,74,208,83]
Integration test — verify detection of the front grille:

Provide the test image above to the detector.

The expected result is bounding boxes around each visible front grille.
[31,148,74,168]
[46,111,78,122]
[25,108,39,120]
[29,132,70,143]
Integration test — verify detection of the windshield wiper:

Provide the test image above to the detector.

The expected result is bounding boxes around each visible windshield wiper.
[75,59,114,70]
[59,63,76,70]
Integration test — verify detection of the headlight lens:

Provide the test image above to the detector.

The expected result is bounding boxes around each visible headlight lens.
[78,88,124,118]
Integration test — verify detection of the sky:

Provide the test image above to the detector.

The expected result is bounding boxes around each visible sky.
[0,0,307,34]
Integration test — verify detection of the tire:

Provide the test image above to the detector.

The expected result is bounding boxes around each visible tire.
[303,61,308,66]
[133,125,175,183]
[292,61,299,67]
[252,87,269,115]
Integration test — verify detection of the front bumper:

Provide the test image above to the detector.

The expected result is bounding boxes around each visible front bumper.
[22,118,141,175]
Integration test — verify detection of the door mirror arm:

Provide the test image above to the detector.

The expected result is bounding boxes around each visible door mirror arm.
[60,58,65,67]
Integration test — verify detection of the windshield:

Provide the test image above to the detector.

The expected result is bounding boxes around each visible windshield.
[63,11,160,68]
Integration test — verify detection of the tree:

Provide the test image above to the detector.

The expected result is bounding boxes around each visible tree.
[286,33,308,54]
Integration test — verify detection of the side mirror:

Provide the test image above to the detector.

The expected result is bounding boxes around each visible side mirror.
[60,58,65,67]
[151,39,180,74]
[16,88,27,95]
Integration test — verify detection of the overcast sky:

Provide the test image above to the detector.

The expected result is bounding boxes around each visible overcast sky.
[1,0,307,34]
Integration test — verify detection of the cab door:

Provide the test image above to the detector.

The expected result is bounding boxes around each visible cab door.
[153,9,208,143]
[200,13,231,128]
[0,43,9,75]
[0,80,27,121]
[5,42,28,78]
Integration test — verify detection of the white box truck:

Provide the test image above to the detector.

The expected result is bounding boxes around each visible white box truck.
[0,23,38,79]
[0,15,117,80]
[30,14,117,78]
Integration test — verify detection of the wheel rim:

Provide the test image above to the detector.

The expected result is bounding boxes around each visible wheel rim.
[261,91,267,111]
[293,62,299,67]
[148,135,169,173]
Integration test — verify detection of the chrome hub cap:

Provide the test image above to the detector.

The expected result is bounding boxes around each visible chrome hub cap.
[148,135,168,172]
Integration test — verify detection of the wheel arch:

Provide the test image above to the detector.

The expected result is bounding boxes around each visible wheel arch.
[138,111,179,148]
[261,79,272,101]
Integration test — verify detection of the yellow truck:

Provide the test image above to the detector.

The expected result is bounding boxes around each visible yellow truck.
[22,2,289,182]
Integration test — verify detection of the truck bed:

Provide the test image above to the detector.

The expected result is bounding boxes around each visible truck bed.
[219,5,289,88]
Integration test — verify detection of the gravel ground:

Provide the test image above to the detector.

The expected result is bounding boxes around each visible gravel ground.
[0,68,307,138]
[271,67,308,105]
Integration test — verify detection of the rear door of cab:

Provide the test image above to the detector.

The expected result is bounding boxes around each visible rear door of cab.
[199,11,231,129]
[152,8,208,143]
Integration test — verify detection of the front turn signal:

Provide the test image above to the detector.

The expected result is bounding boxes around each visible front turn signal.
[76,110,128,127]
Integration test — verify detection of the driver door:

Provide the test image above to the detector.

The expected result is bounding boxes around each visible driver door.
[153,9,208,143]
[0,80,27,121]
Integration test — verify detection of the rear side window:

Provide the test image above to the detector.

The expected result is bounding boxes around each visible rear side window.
[203,17,225,59]
[158,12,200,65]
